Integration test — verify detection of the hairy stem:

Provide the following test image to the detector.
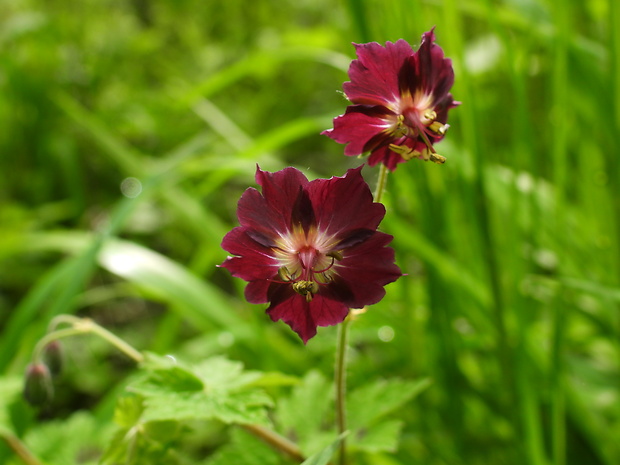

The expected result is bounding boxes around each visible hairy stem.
[373,163,389,202]
[1,433,45,465]
[242,424,305,463]
[335,316,351,465]
[34,317,144,364]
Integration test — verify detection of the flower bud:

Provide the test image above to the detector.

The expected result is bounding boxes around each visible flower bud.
[43,340,63,377]
[23,363,54,407]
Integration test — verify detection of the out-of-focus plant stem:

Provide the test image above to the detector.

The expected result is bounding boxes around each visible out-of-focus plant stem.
[335,316,351,465]
[0,433,45,465]
[374,163,389,202]
[33,316,144,364]
[242,424,305,463]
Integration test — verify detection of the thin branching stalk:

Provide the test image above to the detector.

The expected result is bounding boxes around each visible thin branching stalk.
[1,433,45,465]
[33,317,144,364]
[242,424,306,463]
[335,312,351,465]
[373,164,389,202]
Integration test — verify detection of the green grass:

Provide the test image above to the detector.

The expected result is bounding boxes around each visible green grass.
[0,0,618,464]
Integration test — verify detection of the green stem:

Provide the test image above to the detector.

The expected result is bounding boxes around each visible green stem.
[32,327,86,364]
[373,164,389,202]
[34,316,144,364]
[332,163,388,464]
[0,433,46,465]
[85,319,144,363]
[335,316,351,465]
[242,424,305,463]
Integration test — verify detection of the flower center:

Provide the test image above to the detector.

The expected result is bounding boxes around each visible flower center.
[272,227,341,302]
[386,91,450,163]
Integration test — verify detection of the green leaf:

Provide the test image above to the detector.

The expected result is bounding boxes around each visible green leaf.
[301,432,348,465]
[347,378,431,430]
[102,396,182,465]
[204,428,281,465]
[23,410,111,465]
[129,354,273,427]
[139,390,272,426]
[0,376,23,435]
[276,370,332,453]
[114,396,145,429]
[350,420,403,453]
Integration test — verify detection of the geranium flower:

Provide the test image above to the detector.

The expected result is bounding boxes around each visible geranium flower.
[220,166,401,343]
[322,28,459,171]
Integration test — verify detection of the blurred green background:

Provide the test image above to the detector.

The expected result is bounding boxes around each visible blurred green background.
[1,0,618,464]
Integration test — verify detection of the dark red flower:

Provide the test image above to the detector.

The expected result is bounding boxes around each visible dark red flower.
[220,166,401,343]
[322,28,459,171]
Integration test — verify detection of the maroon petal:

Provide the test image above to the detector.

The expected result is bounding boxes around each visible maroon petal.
[367,146,406,171]
[322,105,395,156]
[220,227,279,281]
[266,291,349,344]
[344,39,414,107]
[401,28,455,106]
[236,187,288,244]
[335,232,402,305]
[243,166,309,232]
[244,280,275,304]
[306,166,386,238]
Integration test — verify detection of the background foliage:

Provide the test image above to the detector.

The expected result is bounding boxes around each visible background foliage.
[1,0,619,464]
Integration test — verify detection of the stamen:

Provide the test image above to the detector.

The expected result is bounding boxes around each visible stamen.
[428,121,449,135]
[417,130,448,164]
[389,143,419,161]
[292,281,319,302]
[277,266,299,282]
[429,153,446,164]
[327,251,343,261]
[313,256,336,274]
[422,109,437,124]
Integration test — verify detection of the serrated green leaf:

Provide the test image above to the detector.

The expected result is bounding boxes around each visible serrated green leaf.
[23,410,110,465]
[277,370,331,438]
[143,420,181,443]
[130,366,204,396]
[129,355,274,427]
[139,353,258,391]
[100,425,180,465]
[248,371,300,388]
[140,389,273,426]
[301,432,348,465]
[347,378,431,430]
[350,420,403,453]
[114,396,145,428]
[0,376,22,434]
[192,357,261,389]
[204,428,281,465]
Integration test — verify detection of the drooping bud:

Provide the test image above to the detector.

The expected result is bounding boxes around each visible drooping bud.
[23,363,54,407]
[43,340,63,377]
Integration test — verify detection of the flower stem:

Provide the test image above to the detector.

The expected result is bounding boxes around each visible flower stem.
[335,315,351,465]
[0,432,46,465]
[373,164,389,202]
[242,424,305,463]
[33,316,144,365]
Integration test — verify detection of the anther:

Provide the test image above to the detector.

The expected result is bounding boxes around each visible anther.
[429,153,446,164]
[327,251,343,261]
[278,266,297,282]
[428,121,449,135]
[292,281,319,302]
[422,109,437,123]
[389,143,419,161]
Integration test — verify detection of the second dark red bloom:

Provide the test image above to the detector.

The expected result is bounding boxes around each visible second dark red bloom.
[322,28,460,171]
